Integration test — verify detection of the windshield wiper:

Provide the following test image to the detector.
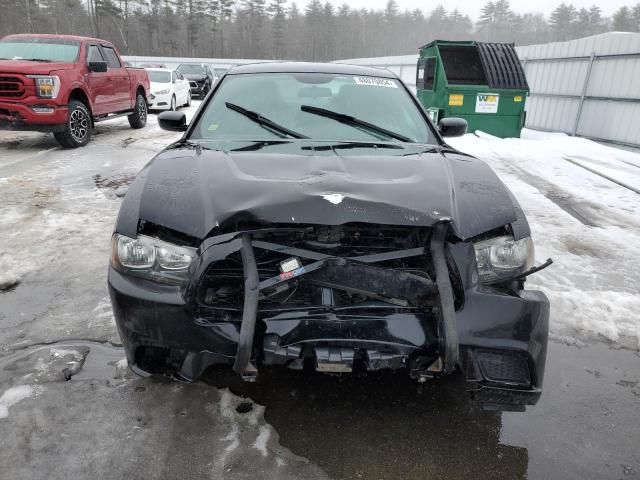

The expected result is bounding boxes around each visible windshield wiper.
[301,141,404,152]
[225,102,308,139]
[23,58,54,62]
[300,105,413,143]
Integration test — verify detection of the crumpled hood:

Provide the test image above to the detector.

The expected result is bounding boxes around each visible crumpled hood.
[118,142,518,241]
[0,59,75,75]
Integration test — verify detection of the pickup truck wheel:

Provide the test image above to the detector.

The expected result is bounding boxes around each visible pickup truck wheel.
[128,93,147,129]
[54,100,91,148]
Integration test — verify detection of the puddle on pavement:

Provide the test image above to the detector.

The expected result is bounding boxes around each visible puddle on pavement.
[203,341,640,480]
[0,340,126,385]
[203,367,528,479]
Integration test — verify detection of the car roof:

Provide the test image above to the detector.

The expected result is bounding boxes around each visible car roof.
[2,33,111,44]
[227,61,396,78]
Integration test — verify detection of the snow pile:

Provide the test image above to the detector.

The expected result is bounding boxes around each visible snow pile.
[449,129,640,349]
[0,385,44,419]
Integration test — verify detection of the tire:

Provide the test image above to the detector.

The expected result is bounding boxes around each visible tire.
[170,95,176,111]
[54,100,91,148]
[202,82,210,97]
[186,91,191,107]
[128,93,147,129]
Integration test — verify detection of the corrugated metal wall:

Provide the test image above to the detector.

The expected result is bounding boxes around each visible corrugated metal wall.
[338,33,640,149]
[517,32,640,149]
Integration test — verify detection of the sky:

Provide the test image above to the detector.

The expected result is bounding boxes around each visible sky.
[303,1,632,20]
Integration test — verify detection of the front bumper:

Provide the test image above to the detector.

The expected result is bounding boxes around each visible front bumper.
[0,99,68,132]
[108,227,549,408]
[148,93,173,110]
[188,82,206,96]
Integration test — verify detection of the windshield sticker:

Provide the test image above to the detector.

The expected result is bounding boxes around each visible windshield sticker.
[353,77,398,88]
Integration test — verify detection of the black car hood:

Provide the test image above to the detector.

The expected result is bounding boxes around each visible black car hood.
[118,142,517,241]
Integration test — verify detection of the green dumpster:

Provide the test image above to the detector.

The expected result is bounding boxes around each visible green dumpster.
[416,40,529,138]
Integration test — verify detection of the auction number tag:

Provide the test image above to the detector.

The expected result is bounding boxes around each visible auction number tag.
[475,93,499,113]
[354,77,398,88]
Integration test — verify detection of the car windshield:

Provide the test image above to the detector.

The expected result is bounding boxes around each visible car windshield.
[191,72,437,144]
[148,71,171,83]
[177,64,206,74]
[0,38,80,62]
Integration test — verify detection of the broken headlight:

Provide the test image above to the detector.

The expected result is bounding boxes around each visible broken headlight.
[473,235,534,284]
[111,234,196,285]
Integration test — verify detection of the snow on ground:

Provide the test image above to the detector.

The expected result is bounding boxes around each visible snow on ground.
[0,384,44,419]
[449,129,640,349]
[0,104,198,351]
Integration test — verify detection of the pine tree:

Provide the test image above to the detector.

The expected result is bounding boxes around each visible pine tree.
[549,3,578,41]
[613,6,637,32]
[267,0,287,58]
[305,0,322,60]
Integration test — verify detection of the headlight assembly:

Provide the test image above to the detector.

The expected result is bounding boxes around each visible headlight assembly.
[154,89,170,95]
[473,235,534,284]
[111,234,196,285]
[27,75,61,99]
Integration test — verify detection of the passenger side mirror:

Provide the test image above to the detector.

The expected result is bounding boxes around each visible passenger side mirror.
[88,61,108,73]
[438,117,467,137]
[158,111,188,132]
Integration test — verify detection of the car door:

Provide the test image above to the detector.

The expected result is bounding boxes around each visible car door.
[175,71,188,105]
[101,45,130,112]
[85,44,113,116]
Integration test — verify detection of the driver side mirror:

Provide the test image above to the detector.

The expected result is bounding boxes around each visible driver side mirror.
[438,117,467,137]
[88,61,108,73]
[158,111,188,132]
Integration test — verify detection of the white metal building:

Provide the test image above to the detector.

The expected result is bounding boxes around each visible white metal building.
[337,33,640,150]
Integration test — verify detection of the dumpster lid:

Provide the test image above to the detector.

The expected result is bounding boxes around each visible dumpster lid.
[476,42,528,90]
[420,40,529,91]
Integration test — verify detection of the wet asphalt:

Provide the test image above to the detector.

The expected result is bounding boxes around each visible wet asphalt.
[203,341,640,480]
[0,338,637,480]
[0,105,639,479]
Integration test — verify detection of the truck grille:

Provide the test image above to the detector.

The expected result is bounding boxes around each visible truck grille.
[0,76,24,98]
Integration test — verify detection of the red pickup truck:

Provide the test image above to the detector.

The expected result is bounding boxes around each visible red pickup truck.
[0,34,150,148]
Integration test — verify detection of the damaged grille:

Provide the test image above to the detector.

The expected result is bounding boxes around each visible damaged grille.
[198,225,441,311]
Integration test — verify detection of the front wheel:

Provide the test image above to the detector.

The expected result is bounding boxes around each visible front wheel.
[54,100,91,148]
[170,95,176,112]
[128,93,147,129]
[186,91,191,107]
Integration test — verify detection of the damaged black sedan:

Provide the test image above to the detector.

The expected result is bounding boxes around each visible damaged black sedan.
[108,62,550,410]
